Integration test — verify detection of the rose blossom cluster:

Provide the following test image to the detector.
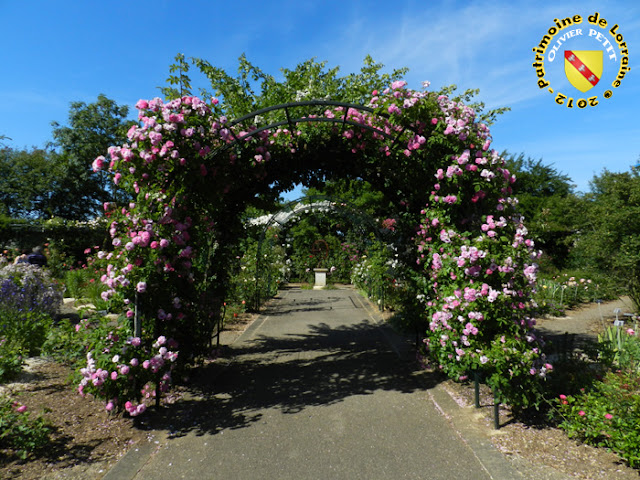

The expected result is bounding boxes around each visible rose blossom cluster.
[78,334,178,415]
[378,82,550,396]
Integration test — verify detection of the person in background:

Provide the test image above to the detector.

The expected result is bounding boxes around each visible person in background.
[27,246,47,266]
[13,249,30,264]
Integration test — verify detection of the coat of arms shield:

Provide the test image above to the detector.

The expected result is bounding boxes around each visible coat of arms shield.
[564,50,603,92]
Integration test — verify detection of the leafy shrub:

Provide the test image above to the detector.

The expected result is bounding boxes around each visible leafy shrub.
[554,328,640,467]
[555,371,640,467]
[63,267,108,310]
[597,326,640,374]
[0,264,62,357]
[0,339,23,383]
[0,396,52,460]
[351,241,402,310]
[63,268,88,299]
[41,318,87,366]
[227,235,286,309]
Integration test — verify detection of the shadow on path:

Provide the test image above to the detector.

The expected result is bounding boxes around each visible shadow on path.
[142,313,441,440]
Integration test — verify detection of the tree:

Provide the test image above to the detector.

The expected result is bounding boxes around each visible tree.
[570,169,640,308]
[505,153,579,270]
[0,147,57,218]
[49,94,133,219]
[304,178,390,217]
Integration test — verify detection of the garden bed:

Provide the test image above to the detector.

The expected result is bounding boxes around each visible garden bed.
[0,359,146,480]
[443,378,639,480]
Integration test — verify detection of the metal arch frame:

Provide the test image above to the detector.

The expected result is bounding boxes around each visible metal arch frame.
[208,100,418,160]
[220,100,420,310]
[253,194,382,309]
[251,194,378,232]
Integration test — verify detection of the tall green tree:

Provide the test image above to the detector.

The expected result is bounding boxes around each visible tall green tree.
[505,153,579,270]
[570,169,640,307]
[0,147,57,218]
[50,94,133,219]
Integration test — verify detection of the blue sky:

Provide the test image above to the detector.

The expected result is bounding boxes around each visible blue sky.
[0,0,638,194]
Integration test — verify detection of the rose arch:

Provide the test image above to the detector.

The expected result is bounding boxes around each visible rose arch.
[86,81,548,416]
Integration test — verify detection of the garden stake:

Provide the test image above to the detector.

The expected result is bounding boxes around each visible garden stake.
[474,371,480,408]
[494,390,500,429]
[155,372,161,409]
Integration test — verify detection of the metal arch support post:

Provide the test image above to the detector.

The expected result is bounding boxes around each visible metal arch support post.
[284,106,296,134]
[134,292,142,338]
[340,107,351,133]
[254,234,264,311]
[389,126,408,154]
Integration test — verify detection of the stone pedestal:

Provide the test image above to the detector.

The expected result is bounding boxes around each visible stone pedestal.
[313,268,328,289]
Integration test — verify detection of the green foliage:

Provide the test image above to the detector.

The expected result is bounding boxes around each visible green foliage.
[535,273,598,316]
[181,54,409,119]
[505,152,577,271]
[0,264,62,357]
[569,169,640,309]
[227,231,287,308]
[0,339,23,383]
[305,178,391,218]
[49,94,133,219]
[162,53,193,100]
[555,371,640,467]
[0,147,58,219]
[550,327,640,467]
[41,318,87,366]
[63,267,108,309]
[0,396,52,460]
[351,240,401,310]
[1,311,51,358]
[597,325,640,374]
[0,95,132,221]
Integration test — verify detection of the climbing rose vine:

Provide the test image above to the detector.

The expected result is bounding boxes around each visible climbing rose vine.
[88,80,547,413]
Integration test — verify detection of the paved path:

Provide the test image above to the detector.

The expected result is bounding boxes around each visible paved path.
[535,297,636,355]
[106,287,527,480]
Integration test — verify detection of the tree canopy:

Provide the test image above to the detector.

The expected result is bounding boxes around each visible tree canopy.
[570,169,640,307]
[49,94,133,218]
[0,95,133,221]
[505,153,577,269]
